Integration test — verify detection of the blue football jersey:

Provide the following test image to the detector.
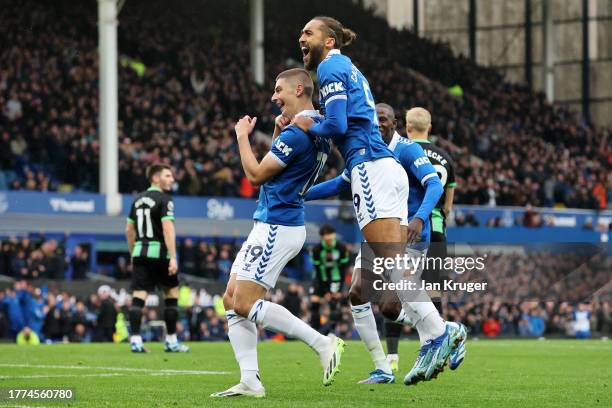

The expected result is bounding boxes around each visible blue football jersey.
[338,133,441,242]
[253,112,331,226]
[317,49,394,172]
[389,134,441,243]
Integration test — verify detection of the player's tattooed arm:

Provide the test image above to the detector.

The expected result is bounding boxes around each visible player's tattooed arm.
[235,115,284,185]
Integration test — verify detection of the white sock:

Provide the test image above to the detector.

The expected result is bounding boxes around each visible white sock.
[248,300,330,355]
[351,303,392,373]
[390,269,445,345]
[392,305,428,344]
[165,333,177,343]
[130,334,142,344]
[414,308,445,344]
[227,310,263,391]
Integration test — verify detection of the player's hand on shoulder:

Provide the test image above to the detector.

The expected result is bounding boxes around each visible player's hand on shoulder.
[234,115,258,140]
[168,258,178,275]
[292,115,314,132]
[275,115,290,131]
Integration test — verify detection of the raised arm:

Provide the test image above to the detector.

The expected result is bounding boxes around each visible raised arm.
[235,116,285,185]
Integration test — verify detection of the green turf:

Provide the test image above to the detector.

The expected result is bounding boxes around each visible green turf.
[0,339,610,407]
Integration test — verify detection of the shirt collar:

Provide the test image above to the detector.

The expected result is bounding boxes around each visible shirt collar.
[147,186,162,192]
[295,109,322,119]
[388,131,402,152]
[327,49,341,56]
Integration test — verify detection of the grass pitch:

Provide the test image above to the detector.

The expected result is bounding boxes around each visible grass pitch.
[0,339,610,407]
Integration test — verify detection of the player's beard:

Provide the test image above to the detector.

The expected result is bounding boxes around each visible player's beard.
[304,43,325,71]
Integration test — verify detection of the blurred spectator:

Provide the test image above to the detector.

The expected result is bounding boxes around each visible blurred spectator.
[16,326,40,345]
[142,309,163,342]
[283,283,302,318]
[1,287,25,337]
[96,285,117,342]
[42,294,64,342]
[70,245,89,280]
[482,316,502,337]
[180,238,197,275]
[114,256,131,280]
[573,303,592,339]
[522,206,542,228]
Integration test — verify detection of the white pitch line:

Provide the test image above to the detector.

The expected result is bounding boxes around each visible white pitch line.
[0,373,126,379]
[0,363,229,375]
[0,371,224,380]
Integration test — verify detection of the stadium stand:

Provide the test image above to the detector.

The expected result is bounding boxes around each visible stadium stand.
[1,278,609,343]
[0,0,610,344]
[2,237,610,341]
[0,0,609,208]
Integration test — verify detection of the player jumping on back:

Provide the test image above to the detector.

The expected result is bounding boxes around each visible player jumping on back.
[306,104,467,385]
[293,17,464,386]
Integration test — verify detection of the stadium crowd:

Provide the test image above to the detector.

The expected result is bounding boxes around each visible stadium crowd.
[0,236,247,282]
[2,246,610,343]
[1,280,609,345]
[1,0,609,209]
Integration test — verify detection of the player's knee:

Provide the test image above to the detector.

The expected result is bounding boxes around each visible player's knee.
[233,297,255,318]
[380,300,401,321]
[222,290,234,311]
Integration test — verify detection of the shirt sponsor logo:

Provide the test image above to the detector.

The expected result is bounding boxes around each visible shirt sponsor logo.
[275,139,293,156]
[320,82,345,98]
[413,157,431,167]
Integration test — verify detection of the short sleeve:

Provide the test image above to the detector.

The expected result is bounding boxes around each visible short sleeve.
[161,197,175,221]
[127,202,136,223]
[447,156,457,188]
[269,127,309,167]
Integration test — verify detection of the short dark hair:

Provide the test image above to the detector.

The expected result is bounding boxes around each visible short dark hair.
[146,163,171,182]
[313,16,357,49]
[376,103,396,119]
[319,224,336,236]
[276,68,314,97]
